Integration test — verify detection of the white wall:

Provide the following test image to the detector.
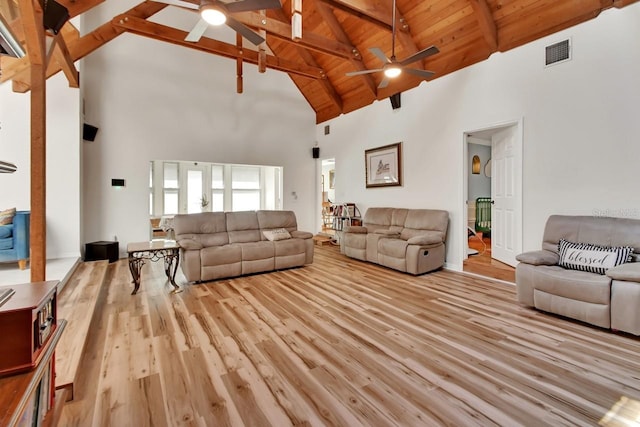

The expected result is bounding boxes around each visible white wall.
[0,73,81,259]
[81,2,316,255]
[316,4,640,270]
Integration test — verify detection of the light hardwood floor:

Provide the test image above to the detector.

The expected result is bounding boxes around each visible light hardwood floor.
[60,245,640,426]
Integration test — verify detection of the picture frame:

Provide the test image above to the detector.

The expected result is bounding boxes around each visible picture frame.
[329,169,335,189]
[365,142,402,188]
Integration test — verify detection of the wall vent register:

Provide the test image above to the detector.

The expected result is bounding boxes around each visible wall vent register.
[545,39,571,66]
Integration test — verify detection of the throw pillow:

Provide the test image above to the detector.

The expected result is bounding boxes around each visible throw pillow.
[263,228,292,241]
[0,207,16,225]
[0,225,12,239]
[558,239,634,275]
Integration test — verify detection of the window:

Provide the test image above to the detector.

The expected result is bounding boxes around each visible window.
[149,162,154,215]
[150,161,281,216]
[211,165,224,212]
[163,162,179,215]
[232,166,260,211]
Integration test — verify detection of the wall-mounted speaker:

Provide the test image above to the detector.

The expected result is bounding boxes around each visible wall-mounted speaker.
[83,123,99,141]
[312,147,320,159]
[390,92,401,110]
[42,0,70,35]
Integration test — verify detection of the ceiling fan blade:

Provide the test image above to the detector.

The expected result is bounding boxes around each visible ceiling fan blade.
[403,67,435,79]
[223,0,282,13]
[345,68,384,76]
[378,76,390,89]
[226,16,265,45]
[369,47,391,64]
[399,45,439,66]
[149,0,198,10]
[185,18,209,42]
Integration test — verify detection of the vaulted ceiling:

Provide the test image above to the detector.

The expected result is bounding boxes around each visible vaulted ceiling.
[1,0,638,124]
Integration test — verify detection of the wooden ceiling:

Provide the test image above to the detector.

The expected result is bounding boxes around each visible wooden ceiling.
[1,0,638,123]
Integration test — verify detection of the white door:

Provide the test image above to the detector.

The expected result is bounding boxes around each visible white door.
[184,164,208,213]
[491,125,522,267]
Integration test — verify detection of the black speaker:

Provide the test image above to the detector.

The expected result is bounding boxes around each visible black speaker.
[390,92,401,110]
[42,0,70,35]
[312,147,320,159]
[83,123,99,141]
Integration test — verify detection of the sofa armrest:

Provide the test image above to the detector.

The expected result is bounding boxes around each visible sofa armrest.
[407,233,442,246]
[13,211,30,259]
[290,230,313,239]
[344,225,367,234]
[606,262,640,282]
[177,238,203,250]
[516,250,559,266]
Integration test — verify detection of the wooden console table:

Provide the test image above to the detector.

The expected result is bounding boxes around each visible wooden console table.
[126,241,181,295]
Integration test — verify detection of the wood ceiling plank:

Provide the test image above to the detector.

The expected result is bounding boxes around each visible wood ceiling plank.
[271,8,344,111]
[112,15,324,79]
[468,0,497,52]
[315,1,377,97]
[317,0,392,30]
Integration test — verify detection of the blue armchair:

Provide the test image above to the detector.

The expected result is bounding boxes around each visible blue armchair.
[0,211,30,269]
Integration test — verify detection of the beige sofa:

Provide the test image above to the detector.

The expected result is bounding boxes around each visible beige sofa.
[173,210,314,283]
[516,215,640,335]
[341,207,449,275]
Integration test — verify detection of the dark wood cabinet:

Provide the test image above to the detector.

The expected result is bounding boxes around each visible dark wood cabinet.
[0,282,58,377]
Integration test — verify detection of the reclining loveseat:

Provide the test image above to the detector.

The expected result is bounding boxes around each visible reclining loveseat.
[341,207,449,275]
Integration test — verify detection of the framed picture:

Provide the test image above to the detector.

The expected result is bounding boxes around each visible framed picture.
[329,169,335,189]
[365,142,402,188]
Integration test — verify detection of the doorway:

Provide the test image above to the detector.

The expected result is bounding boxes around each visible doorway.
[320,158,336,236]
[462,120,523,282]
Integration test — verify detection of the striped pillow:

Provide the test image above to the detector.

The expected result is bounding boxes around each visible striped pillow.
[558,239,634,275]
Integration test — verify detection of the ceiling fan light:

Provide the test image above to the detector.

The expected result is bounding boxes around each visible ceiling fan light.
[384,66,402,78]
[201,5,226,26]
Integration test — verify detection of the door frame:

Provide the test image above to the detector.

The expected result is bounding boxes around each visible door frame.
[461,118,523,268]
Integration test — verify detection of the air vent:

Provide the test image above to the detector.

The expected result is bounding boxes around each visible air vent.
[545,39,571,66]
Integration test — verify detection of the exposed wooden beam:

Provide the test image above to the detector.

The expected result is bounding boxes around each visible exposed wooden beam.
[18,0,47,281]
[469,0,498,52]
[315,2,376,97]
[236,10,361,60]
[112,15,324,79]
[57,0,105,19]
[271,8,343,111]
[1,1,168,84]
[317,0,392,31]
[236,33,243,93]
[46,32,80,88]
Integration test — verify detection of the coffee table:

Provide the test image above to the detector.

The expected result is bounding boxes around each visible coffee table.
[127,240,181,295]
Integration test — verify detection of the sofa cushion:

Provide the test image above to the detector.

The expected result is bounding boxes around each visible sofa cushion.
[378,238,408,258]
[226,211,261,243]
[257,210,297,232]
[533,265,611,305]
[201,244,243,267]
[0,207,16,225]
[241,241,275,261]
[375,229,400,236]
[558,239,633,275]
[0,225,12,239]
[263,228,291,241]
[0,237,13,250]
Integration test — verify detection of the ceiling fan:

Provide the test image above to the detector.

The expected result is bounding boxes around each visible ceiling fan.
[152,0,281,46]
[346,0,439,89]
